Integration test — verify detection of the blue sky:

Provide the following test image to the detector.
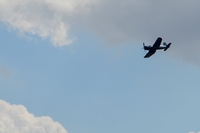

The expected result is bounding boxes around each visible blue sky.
[1,25,200,133]
[0,0,200,133]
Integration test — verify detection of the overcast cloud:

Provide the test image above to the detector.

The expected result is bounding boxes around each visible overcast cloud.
[0,0,200,63]
[0,99,68,133]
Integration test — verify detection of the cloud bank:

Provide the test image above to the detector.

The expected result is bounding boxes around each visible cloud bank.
[0,0,200,62]
[0,99,68,133]
[0,0,96,46]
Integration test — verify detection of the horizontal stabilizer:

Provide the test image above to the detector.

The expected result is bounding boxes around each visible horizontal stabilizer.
[164,43,171,51]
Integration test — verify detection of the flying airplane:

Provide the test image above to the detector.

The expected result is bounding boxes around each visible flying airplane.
[143,37,171,58]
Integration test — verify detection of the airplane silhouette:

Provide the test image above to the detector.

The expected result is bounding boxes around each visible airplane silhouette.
[143,37,171,58]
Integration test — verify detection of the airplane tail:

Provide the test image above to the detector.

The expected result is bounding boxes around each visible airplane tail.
[164,43,171,51]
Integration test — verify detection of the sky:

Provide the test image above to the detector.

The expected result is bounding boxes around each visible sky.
[0,0,200,133]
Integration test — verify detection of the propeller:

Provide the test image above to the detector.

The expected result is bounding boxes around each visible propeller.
[142,42,145,52]
[143,42,145,47]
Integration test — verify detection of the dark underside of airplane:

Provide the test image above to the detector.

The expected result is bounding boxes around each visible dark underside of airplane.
[143,37,171,58]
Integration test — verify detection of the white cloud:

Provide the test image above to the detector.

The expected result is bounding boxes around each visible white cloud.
[0,0,95,46]
[0,99,68,133]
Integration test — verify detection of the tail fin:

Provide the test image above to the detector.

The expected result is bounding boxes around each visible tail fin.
[163,42,167,46]
[164,43,171,51]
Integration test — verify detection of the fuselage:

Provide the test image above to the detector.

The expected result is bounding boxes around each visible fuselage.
[144,46,166,51]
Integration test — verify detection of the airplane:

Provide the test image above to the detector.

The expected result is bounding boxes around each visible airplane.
[143,37,171,58]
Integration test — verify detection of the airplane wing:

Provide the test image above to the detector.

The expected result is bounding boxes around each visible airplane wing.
[152,37,162,48]
[144,50,156,58]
